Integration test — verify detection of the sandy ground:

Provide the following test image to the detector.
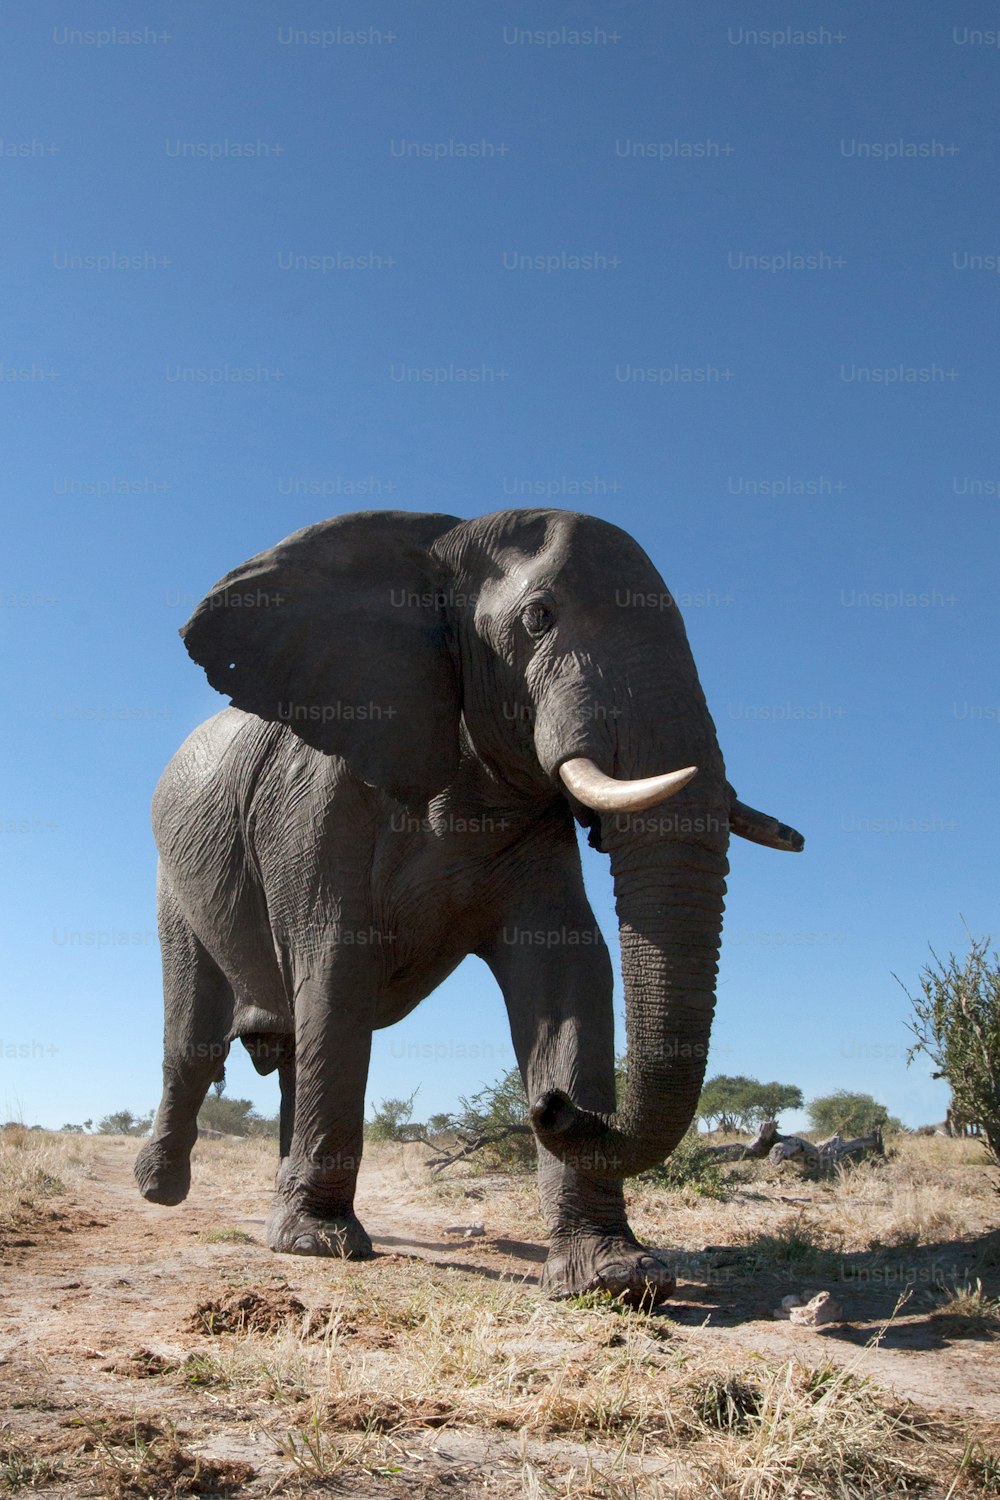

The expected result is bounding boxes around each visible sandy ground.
[1,1137,998,1496]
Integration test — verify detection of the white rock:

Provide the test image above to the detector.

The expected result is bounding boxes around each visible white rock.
[788,1290,842,1327]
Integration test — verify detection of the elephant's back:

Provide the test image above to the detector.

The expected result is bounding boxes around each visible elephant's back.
[152,708,288,849]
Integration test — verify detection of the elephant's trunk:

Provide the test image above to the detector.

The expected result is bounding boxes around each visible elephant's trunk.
[531,831,728,1178]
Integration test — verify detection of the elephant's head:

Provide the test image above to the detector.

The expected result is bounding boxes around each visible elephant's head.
[182,509,803,1177]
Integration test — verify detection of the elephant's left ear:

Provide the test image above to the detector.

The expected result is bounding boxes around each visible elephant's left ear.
[181,510,463,805]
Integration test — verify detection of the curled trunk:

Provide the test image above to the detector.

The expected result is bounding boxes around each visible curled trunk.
[532,835,728,1177]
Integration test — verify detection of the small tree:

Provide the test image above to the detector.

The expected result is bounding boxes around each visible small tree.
[902,932,1000,1162]
[453,1069,535,1170]
[98,1108,153,1136]
[365,1090,424,1143]
[696,1075,758,1133]
[696,1076,802,1133]
[744,1081,803,1127]
[197,1093,273,1136]
[806,1090,892,1139]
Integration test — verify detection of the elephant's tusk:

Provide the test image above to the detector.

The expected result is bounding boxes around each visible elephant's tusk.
[558,757,698,813]
[728,796,805,852]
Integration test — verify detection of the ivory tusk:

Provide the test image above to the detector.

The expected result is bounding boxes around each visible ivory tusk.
[559,757,698,813]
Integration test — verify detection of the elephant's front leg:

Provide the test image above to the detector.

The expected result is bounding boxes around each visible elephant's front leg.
[485,899,675,1309]
[265,952,374,1259]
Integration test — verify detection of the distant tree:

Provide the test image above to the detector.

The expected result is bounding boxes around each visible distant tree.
[696,1075,802,1133]
[902,932,1000,1163]
[365,1090,424,1143]
[197,1093,278,1137]
[743,1081,804,1127]
[695,1075,758,1132]
[98,1109,153,1136]
[806,1090,896,1139]
[61,1123,84,1134]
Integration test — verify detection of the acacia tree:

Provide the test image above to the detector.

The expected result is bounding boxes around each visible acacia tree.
[745,1081,803,1126]
[902,933,1000,1163]
[696,1075,802,1132]
[696,1075,756,1132]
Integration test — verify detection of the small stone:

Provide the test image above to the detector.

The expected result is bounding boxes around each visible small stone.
[772,1293,804,1319]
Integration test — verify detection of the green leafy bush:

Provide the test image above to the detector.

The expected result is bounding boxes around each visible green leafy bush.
[639,1130,727,1198]
[452,1069,535,1171]
[365,1091,425,1143]
[902,932,1000,1163]
[806,1090,897,1138]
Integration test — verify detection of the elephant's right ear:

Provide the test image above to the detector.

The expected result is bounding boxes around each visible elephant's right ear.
[181,511,463,806]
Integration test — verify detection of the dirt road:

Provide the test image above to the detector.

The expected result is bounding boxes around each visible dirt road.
[1,1138,997,1496]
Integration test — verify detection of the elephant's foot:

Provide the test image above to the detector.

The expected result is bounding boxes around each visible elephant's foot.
[266,1197,373,1259]
[541,1231,676,1310]
[134,1139,192,1206]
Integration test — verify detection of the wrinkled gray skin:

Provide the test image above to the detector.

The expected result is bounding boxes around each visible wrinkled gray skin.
[135,509,803,1306]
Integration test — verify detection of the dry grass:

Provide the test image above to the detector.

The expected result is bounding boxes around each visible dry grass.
[933,1278,1000,1335]
[617,1131,998,1269]
[187,1134,277,1208]
[163,1265,983,1497]
[0,1122,94,1241]
[4,1129,1000,1496]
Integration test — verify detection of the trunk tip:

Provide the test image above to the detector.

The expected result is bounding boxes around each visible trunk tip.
[530,1089,578,1136]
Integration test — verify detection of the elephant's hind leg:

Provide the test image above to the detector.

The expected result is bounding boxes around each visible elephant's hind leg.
[135,878,232,1205]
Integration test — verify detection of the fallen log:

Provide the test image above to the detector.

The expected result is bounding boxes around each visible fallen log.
[703,1121,885,1174]
[702,1119,781,1161]
[769,1128,884,1174]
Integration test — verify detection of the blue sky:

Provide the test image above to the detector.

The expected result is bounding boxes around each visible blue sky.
[1,1,996,1134]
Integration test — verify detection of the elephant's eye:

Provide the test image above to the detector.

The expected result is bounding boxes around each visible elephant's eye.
[521,599,555,640]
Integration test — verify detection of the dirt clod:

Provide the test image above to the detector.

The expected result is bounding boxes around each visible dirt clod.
[322,1393,456,1431]
[189,1286,309,1336]
[100,1440,254,1497]
[102,1347,175,1378]
[57,1411,166,1452]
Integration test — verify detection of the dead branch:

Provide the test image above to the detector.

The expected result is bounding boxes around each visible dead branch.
[422,1124,534,1174]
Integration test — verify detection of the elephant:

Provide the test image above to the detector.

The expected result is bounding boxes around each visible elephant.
[135,508,803,1306]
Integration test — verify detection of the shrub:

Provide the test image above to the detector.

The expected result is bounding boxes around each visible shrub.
[806,1091,895,1139]
[198,1093,278,1137]
[639,1130,727,1198]
[97,1109,154,1136]
[365,1091,424,1144]
[452,1069,535,1171]
[902,932,1000,1163]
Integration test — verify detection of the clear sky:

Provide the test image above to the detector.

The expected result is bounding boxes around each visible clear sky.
[1,1,996,1135]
